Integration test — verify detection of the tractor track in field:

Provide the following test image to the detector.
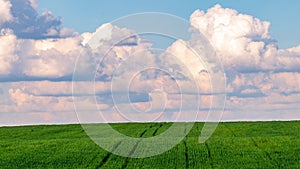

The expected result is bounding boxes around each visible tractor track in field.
[183,128,189,169]
[96,124,154,168]
[152,123,163,136]
[120,140,142,169]
[223,124,237,137]
[139,129,147,137]
[183,141,189,169]
[120,123,164,169]
[96,141,122,169]
[204,142,214,169]
[250,137,279,167]
[199,123,214,168]
[224,124,278,167]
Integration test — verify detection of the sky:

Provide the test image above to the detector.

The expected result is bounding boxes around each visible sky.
[0,0,299,126]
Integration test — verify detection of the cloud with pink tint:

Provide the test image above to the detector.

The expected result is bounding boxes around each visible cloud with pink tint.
[0,29,18,76]
[0,0,13,24]
[0,22,150,81]
[0,30,83,80]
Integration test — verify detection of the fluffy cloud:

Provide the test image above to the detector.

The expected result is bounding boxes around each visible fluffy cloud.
[9,88,33,106]
[0,29,18,75]
[0,0,83,79]
[0,0,13,24]
[190,4,300,73]
[0,0,75,39]
[0,22,151,80]
[20,36,83,78]
[190,4,271,72]
[0,30,83,79]
[165,39,214,93]
[188,5,300,113]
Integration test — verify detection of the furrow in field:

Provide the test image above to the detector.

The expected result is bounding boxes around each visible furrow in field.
[139,128,148,137]
[204,142,214,169]
[96,141,122,169]
[183,140,189,169]
[183,128,189,169]
[120,124,159,169]
[250,137,279,167]
[120,140,141,169]
[152,123,163,136]
[223,124,237,137]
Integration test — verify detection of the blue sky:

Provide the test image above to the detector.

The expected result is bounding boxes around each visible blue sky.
[38,0,300,49]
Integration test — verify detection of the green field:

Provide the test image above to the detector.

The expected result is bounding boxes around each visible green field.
[0,121,299,168]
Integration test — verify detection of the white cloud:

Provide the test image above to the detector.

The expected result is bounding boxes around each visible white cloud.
[165,39,213,93]
[9,88,33,106]
[0,0,13,24]
[0,30,83,78]
[4,83,76,117]
[183,4,300,121]
[0,21,146,79]
[9,81,111,96]
[21,36,83,78]
[190,4,300,73]
[270,72,300,94]
[0,29,18,75]
[28,0,38,10]
[0,0,75,39]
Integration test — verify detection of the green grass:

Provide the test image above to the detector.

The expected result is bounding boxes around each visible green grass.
[0,121,299,168]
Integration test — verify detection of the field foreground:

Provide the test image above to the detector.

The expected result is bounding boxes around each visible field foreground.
[0,121,299,168]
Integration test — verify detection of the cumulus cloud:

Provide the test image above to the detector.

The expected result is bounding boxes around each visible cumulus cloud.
[190,4,272,72]
[0,30,83,80]
[0,20,149,81]
[0,0,75,39]
[0,0,83,80]
[187,5,300,116]
[165,39,212,93]
[0,29,18,76]
[73,23,154,83]
[9,88,33,106]
[20,36,83,78]
[190,4,300,73]
[0,0,13,24]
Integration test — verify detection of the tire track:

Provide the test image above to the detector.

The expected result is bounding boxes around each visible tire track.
[183,128,189,169]
[183,141,189,169]
[205,142,214,169]
[223,124,237,137]
[120,140,142,169]
[139,129,147,137]
[152,123,163,136]
[96,141,122,169]
[250,137,279,167]
[121,123,161,169]
[225,124,278,167]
